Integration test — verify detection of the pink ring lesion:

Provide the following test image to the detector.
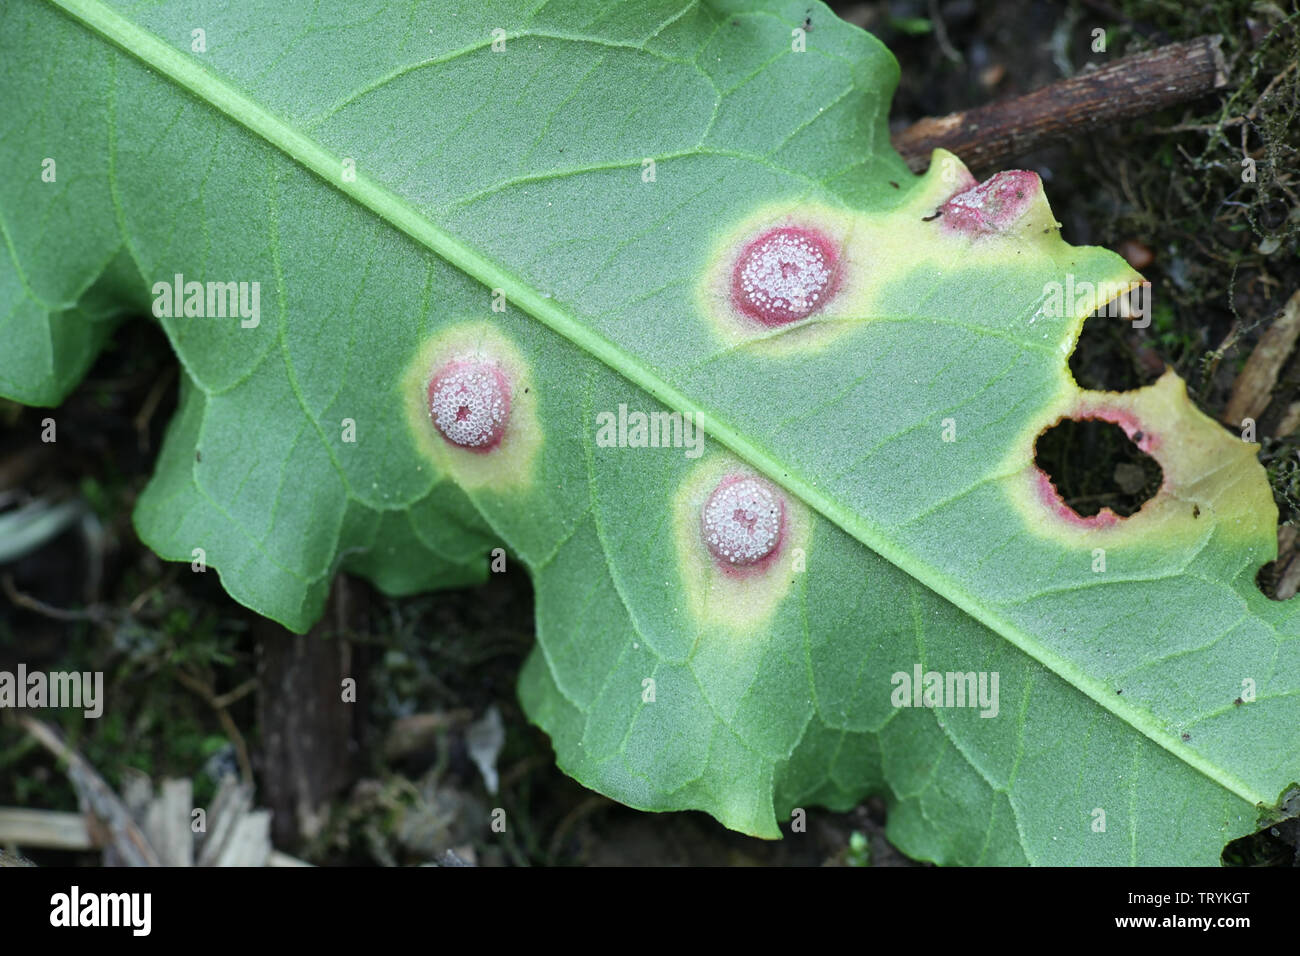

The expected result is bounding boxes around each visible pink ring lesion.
[1032,466,1121,529]
[427,358,512,453]
[700,474,787,576]
[729,225,841,326]
[1031,406,1167,528]
[938,170,1042,237]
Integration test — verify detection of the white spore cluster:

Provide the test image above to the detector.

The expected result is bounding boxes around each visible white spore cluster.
[702,476,783,566]
[735,228,833,322]
[430,361,508,448]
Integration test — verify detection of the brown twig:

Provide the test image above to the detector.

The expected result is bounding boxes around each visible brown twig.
[1222,289,1300,427]
[1,572,107,624]
[892,36,1228,176]
[171,668,256,786]
[132,364,176,452]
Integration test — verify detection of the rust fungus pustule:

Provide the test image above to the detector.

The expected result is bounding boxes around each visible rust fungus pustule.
[730,225,839,325]
[701,474,786,571]
[940,170,1041,236]
[427,358,511,452]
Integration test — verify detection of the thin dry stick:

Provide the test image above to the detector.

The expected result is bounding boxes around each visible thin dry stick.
[1,573,106,624]
[132,363,176,452]
[892,36,1228,175]
[1222,289,1300,427]
[0,803,312,866]
[170,668,256,786]
[0,808,96,851]
[20,717,161,866]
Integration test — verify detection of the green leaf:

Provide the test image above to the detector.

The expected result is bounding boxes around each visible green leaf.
[2,0,1296,864]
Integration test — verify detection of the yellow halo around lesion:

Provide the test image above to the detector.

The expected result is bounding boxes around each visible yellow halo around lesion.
[998,371,1276,553]
[671,454,811,631]
[400,321,541,493]
[692,150,1051,356]
[695,199,870,354]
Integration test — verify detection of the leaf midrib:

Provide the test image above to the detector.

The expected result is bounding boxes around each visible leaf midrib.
[47,0,1269,809]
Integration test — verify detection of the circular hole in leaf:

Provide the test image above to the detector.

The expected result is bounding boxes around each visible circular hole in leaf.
[1034,418,1162,517]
